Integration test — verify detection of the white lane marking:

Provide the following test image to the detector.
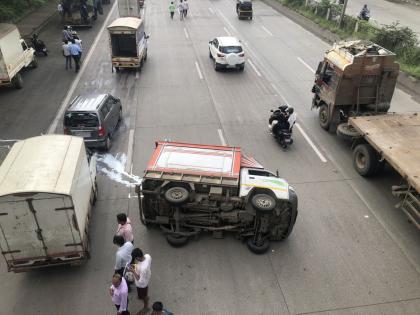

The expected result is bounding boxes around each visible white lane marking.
[195,61,203,80]
[297,57,315,73]
[184,27,189,39]
[261,26,273,36]
[271,83,327,163]
[135,71,139,79]
[209,7,214,14]
[218,10,237,32]
[125,129,135,173]
[47,1,118,134]
[218,129,227,146]
[295,124,327,163]
[223,27,232,36]
[247,59,262,77]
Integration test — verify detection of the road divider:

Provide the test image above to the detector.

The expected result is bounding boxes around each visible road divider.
[47,0,118,134]
[248,59,262,77]
[297,57,315,73]
[195,61,203,80]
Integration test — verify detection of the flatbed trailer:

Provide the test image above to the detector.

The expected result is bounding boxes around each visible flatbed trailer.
[349,113,420,229]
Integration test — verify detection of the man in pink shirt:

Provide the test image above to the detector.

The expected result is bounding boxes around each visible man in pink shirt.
[116,213,134,243]
[109,274,129,315]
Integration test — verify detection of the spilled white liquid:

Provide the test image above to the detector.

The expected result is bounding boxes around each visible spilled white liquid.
[96,153,141,187]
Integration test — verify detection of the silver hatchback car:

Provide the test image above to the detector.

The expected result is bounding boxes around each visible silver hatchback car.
[63,94,122,150]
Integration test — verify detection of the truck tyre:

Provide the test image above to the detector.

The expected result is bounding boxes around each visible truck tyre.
[166,234,189,247]
[247,238,270,254]
[318,104,330,130]
[251,194,276,213]
[31,56,38,68]
[164,186,189,205]
[11,73,23,89]
[353,144,379,176]
[337,123,359,140]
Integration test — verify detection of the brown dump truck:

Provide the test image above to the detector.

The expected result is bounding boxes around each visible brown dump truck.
[312,40,419,229]
[311,40,399,134]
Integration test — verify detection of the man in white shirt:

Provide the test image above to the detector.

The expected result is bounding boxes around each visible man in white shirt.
[62,40,72,70]
[113,235,134,277]
[129,248,152,315]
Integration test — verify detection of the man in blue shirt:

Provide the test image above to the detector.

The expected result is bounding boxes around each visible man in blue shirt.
[151,301,173,315]
[69,39,82,72]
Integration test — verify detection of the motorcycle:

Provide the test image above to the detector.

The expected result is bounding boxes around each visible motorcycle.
[31,33,48,56]
[357,9,370,21]
[269,106,294,149]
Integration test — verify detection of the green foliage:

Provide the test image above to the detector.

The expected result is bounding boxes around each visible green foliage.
[0,0,47,23]
[371,22,418,52]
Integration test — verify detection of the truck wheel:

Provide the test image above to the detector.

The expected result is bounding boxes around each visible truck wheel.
[318,105,330,130]
[164,186,189,205]
[337,123,359,140]
[166,234,189,247]
[353,144,379,176]
[247,238,270,254]
[31,56,38,68]
[251,194,276,213]
[11,73,23,89]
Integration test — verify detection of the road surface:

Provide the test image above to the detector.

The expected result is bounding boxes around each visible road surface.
[0,0,419,314]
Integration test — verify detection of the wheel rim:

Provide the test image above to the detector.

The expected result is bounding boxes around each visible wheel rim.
[255,197,273,209]
[320,108,328,124]
[169,188,185,201]
[355,152,366,169]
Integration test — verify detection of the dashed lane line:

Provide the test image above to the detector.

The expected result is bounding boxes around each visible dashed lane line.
[297,56,315,73]
[195,61,203,80]
[247,59,262,77]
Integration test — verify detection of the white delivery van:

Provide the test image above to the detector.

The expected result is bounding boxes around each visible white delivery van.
[0,135,97,272]
[0,23,36,89]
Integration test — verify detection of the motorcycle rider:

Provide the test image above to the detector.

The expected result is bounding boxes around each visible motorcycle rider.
[359,4,370,21]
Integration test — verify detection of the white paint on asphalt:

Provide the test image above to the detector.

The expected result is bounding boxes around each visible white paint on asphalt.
[270,83,328,163]
[195,61,203,80]
[223,27,232,36]
[248,59,262,77]
[135,71,139,79]
[125,129,135,173]
[261,26,273,36]
[97,153,141,187]
[218,129,227,146]
[47,0,118,134]
[184,27,189,39]
[297,56,315,73]
[218,10,237,33]
[209,7,214,14]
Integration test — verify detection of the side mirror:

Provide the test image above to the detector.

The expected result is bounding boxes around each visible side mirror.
[270,110,274,112]
[276,169,279,177]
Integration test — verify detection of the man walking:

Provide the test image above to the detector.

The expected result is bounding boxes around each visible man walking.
[116,213,134,244]
[69,39,82,73]
[128,248,152,315]
[62,40,72,70]
[109,274,130,315]
[113,235,134,277]
[182,0,189,18]
[169,1,176,19]
[178,0,184,21]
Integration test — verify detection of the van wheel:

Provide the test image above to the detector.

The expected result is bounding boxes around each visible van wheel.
[247,238,270,254]
[164,186,189,205]
[319,104,330,130]
[166,234,189,247]
[103,136,111,151]
[11,73,23,89]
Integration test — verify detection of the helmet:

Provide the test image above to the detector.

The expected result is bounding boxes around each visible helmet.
[287,107,294,114]
[279,105,288,112]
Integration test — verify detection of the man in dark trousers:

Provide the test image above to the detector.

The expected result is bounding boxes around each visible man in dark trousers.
[69,39,82,73]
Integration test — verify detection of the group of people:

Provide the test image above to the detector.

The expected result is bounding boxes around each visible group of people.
[169,0,189,20]
[62,26,83,72]
[110,213,172,315]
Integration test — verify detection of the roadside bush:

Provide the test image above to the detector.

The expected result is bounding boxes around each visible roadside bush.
[371,22,418,52]
[0,0,47,23]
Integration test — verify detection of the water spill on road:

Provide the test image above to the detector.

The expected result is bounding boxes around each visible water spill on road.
[96,152,141,187]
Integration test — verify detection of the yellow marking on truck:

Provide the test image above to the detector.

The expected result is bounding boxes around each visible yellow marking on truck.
[241,184,288,192]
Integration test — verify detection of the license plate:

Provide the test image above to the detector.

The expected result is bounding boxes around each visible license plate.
[74,131,90,138]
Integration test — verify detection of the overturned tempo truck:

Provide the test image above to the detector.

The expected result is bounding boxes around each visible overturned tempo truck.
[0,135,97,272]
[136,141,298,254]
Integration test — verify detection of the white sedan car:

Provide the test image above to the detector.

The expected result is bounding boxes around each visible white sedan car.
[209,36,245,71]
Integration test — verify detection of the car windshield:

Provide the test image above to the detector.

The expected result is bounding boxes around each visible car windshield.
[64,112,99,127]
[219,46,242,54]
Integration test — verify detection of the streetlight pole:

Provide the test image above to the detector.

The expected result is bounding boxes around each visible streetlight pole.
[338,0,348,28]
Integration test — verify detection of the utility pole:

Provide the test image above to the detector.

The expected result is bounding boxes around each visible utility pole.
[338,0,348,28]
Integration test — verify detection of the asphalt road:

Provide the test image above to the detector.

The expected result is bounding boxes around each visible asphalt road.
[0,0,419,314]
[345,0,420,37]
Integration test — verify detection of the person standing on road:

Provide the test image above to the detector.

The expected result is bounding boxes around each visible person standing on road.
[151,301,173,315]
[62,26,73,42]
[128,248,152,315]
[178,0,184,21]
[169,1,176,19]
[116,213,134,244]
[62,40,72,70]
[114,235,134,277]
[69,39,82,73]
[182,0,189,18]
[109,274,130,315]
[75,37,83,59]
